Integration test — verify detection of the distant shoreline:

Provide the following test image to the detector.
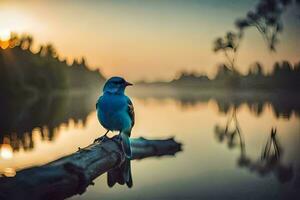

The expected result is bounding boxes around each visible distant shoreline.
[132,83,300,95]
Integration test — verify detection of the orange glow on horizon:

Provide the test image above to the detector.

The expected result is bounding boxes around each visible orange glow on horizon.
[0,1,299,81]
[0,28,11,41]
[0,28,11,49]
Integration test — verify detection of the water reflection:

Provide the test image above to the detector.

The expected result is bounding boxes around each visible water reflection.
[0,92,97,152]
[129,88,300,118]
[0,92,299,199]
[167,97,299,118]
[214,109,294,183]
[1,92,299,153]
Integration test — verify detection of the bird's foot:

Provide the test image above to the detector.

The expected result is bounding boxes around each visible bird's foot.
[110,135,123,148]
[94,135,110,143]
[110,135,120,142]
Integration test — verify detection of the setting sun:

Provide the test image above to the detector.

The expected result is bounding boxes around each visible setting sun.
[0,29,11,41]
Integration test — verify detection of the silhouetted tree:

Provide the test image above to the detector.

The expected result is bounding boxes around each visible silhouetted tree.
[213,31,243,72]
[8,33,20,48]
[45,44,56,57]
[248,62,264,76]
[20,35,33,50]
[235,0,299,51]
[27,36,33,50]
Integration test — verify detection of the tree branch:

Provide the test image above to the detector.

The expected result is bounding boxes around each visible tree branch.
[0,136,182,200]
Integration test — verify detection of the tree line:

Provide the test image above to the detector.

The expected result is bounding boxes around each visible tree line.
[173,61,300,90]
[0,33,105,96]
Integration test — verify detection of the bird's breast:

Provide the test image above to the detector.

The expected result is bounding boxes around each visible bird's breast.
[97,95,131,131]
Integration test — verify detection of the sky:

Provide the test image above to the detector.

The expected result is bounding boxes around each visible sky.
[0,0,299,81]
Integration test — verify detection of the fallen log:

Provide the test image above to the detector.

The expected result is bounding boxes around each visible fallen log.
[0,136,182,200]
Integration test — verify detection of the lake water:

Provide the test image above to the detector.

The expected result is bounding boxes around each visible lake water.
[0,89,299,199]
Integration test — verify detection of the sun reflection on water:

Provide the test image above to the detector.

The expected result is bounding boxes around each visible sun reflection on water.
[0,144,13,160]
[0,143,16,177]
[2,167,16,177]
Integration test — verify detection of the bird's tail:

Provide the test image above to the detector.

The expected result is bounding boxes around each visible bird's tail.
[107,131,132,188]
[107,158,133,188]
[120,131,131,158]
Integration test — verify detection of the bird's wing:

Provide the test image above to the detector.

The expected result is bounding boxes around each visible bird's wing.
[127,98,135,128]
[96,96,102,109]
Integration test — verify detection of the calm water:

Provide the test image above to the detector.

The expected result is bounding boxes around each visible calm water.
[0,90,299,199]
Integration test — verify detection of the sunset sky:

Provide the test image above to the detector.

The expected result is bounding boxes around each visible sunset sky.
[0,0,299,81]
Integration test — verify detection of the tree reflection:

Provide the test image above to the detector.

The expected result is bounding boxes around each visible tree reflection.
[214,109,294,183]
[0,93,96,152]
[1,92,299,155]
[133,93,300,118]
[214,108,244,151]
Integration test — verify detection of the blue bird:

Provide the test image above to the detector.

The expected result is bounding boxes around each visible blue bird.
[96,76,134,187]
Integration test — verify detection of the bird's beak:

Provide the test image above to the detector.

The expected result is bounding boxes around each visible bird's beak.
[125,81,133,86]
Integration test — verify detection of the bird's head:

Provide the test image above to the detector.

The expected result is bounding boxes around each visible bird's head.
[103,76,133,94]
